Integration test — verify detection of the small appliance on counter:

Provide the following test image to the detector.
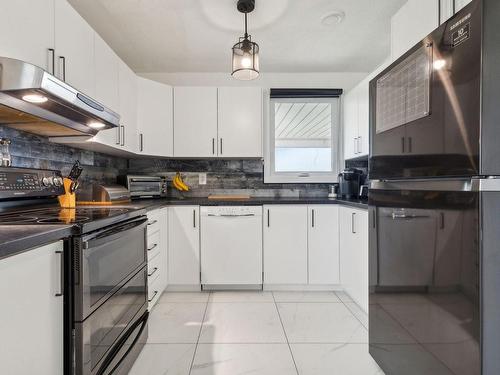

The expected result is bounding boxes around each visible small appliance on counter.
[359,184,369,200]
[338,168,365,199]
[328,183,340,199]
[0,138,11,167]
[77,184,131,205]
[118,175,167,199]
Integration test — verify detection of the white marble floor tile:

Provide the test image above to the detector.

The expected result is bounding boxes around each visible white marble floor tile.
[148,302,206,343]
[159,292,211,303]
[345,302,369,329]
[191,344,297,375]
[128,344,195,375]
[199,302,286,343]
[277,303,367,343]
[291,343,384,375]
[209,291,274,302]
[335,291,354,303]
[273,291,341,303]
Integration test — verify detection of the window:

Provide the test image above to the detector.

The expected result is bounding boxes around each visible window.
[264,90,341,183]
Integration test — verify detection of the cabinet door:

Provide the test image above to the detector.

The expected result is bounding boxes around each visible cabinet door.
[0,242,63,374]
[168,206,200,286]
[357,79,370,157]
[354,209,369,312]
[0,0,55,72]
[218,87,262,157]
[391,0,439,61]
[173,87,218,157]
[343,88,359,160]
[308,205,340,285]
[54,0,95,96]
[455,0,472,12]
[263,205,308,284]
[137,77,173,157]
[94,33,119,112]
[118,60,138,153]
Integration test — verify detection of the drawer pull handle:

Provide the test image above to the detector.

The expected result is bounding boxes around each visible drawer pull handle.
[148,267,159,277]
[147,220,158,226]
[148,290,158,302]
[147,243,158,252]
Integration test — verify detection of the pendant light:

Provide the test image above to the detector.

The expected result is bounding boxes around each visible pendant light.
[232,0,260,80]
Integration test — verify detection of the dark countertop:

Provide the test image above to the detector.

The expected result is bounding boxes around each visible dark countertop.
[122,196,369,211]
[0,224,74,260]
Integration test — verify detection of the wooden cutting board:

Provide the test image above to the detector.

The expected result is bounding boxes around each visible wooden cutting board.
[208,194,251,200]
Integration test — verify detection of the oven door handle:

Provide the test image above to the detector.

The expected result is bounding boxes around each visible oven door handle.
[96,311,149,375]
[83,217,147,249]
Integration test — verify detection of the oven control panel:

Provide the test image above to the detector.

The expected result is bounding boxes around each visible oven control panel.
[0,167,65,200]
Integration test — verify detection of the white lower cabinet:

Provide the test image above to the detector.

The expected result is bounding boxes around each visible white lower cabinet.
[339,206,369,312]
[263,205,308,285]
[0,242,64,375]
[168,206,201,288]
[147,208,168,310]
[308,205,340,285]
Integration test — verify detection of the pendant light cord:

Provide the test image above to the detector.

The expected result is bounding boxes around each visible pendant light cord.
[244,12,248,39]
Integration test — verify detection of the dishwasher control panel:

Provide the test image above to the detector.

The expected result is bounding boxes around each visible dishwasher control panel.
[201,206,262,217]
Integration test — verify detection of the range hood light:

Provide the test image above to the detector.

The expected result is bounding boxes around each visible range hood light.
[88,121,106,129]
[22,94,48,104]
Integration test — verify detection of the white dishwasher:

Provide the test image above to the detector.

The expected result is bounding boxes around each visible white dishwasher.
[200,206,263,289]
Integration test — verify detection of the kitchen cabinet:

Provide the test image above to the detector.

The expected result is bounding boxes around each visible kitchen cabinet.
[308,205,340,285]
[0,0,55,72]
[391,0,439,62]
[218,87,262,157]
[137,77,173,157]
[54,0,95,96]
[263,205,308,285]
[168,206,200,288]
[339,206,368,312]
[118,60,138,153]
[0,242,63,375]
[343,76,370,160]
[174,87,218,157]
[147,208,168,310]
[440,0,473,24]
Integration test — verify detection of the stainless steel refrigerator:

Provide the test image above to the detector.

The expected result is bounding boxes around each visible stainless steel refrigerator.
[368,1,500,374]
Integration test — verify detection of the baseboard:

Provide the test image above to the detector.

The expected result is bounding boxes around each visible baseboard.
[165,284,202,292]
[263,284,343,291]
[202,284,263,291]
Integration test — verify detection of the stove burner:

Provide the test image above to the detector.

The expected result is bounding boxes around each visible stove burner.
[37,216,90,224]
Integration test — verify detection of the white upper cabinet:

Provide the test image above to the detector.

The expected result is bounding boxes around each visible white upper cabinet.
[391,0,439,61]
[308,205,340,285]
[93,33,119,113]
[174,87,218,158]
[118,60,138,153]
[263,205,308,285]
[137,77,173,157]
[218,87,262,157]
[343,88,360,160]
[0,0,55,72]
[440,0,473,24]
[54,0,95,96]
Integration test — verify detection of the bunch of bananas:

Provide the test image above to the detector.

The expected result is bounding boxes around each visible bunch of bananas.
[172,172,190,192]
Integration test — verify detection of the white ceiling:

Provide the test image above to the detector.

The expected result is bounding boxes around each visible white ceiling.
[69,0,406,74]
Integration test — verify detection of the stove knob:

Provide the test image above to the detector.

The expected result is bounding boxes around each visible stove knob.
[53,176,63,187]
[42,177,50,187]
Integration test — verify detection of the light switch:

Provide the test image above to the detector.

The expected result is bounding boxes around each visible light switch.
[199,173,207,185]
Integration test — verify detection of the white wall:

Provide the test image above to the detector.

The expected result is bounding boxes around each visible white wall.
[138,72,368,91]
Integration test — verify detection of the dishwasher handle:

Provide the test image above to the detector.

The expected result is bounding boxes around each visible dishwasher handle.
[207,213,256,217]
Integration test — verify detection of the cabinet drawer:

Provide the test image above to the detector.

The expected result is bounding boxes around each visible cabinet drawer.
[147,212,161,235]
[148,275,162,308]
[147,230,161,261]
[147,252,162,284]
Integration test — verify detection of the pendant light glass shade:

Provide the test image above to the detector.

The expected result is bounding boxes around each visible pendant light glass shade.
[232,36,260,80]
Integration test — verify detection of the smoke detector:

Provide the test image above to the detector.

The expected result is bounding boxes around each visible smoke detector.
[321,10,346,26]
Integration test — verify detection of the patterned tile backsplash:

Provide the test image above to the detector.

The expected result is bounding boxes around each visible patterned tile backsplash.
[1,128,368,198]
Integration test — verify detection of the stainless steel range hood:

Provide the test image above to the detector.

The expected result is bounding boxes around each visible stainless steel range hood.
[0,57,119,137]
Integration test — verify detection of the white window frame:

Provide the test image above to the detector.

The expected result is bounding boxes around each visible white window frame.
[264,91,340,183]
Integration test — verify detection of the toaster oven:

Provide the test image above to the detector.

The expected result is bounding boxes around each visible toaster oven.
[118,175,167,198]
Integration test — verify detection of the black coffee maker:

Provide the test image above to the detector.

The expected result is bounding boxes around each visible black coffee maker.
[338,168,365,199]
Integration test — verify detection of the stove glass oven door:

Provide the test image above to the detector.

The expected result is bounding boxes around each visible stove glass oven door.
[368,181,480,375]
[74,216,147,320]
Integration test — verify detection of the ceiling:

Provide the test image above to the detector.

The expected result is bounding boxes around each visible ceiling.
[69,0,406,74]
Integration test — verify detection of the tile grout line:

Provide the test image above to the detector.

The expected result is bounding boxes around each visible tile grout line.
[188,292,211,375]
[272,292,301,375]
[336,291,369,330]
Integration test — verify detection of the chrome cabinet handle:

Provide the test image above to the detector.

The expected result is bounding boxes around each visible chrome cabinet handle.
[148,290,158,302]
[148,267,158,277]
[147,220,158,226]
[312,209,315,228]
[55,250,64,297]
[220,138,223,155]
[267,209,270,227]
[116,126,121,145]
[47,48,55,75]
[58,56,66,81]
[120,126,125,146]
[193,209,196,228]
[351,212,356,234]
[358,136,362,154]
[408,137,413,153]
[207,213,255,217]
[140,133,144,152]
[354,137,358,154]
[212,138,215,155]
[147,243,158,252]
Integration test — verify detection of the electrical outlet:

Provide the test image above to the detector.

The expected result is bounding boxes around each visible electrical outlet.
[199,173,207,185]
